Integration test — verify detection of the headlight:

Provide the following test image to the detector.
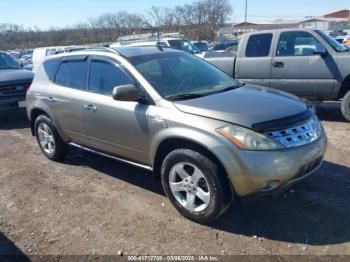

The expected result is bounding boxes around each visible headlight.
[217,125,284,151]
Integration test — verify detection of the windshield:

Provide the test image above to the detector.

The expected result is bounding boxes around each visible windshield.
[0,53,21,70]
[128,51,241,99]
[315,30,348,53]
[168,40,201,53]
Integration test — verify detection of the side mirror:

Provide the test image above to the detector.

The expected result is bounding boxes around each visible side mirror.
[314,44,328,56]
[112,84,139,102]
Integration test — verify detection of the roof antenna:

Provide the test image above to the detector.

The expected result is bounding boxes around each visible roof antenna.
[157,30,163,51]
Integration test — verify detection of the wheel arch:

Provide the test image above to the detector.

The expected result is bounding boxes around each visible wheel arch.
[152,137,235,201]
[30,108,51,136]
[339,75,350,99]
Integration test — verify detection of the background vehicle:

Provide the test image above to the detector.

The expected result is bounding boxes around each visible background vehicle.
[27,47,326,224]
[110,38,202,55]
[192,41,209,52]
[0,52,33,111]
[330,29,348,38]
[205,28,350,121]
[32,46,65,72]
[211,40,239,52]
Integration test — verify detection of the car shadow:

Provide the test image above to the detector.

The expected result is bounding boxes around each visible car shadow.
[64,148,350,246]
[0,110,30,130]
[315,101,346,122]
[63,148,165,196]
[0,232,29,261]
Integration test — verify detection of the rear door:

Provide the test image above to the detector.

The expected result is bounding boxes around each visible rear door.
[82,56,151,164]
[235,33,274,87]
[270,30,336,97]
[51,56,89,145]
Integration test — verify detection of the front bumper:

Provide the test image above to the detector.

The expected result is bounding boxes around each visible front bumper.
[212,132,327,197]
[0,96,26,112]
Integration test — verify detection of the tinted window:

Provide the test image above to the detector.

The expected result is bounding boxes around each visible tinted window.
[88,61,134,95]
[43,58,60,81]
[245,34,273,57]
[277,31,321,56]
[55,60,87,90]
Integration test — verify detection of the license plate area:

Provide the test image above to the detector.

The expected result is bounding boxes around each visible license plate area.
[18,100,27,108]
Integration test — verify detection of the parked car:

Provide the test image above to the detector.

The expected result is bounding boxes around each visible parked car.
[205,28,350,121]
[110,38,202,56]
[32,46,65,72]
[192,41,209,52]
[27,47,326,223]
[329,29,348,38]
[211,40,239,52]
[334,35,350,44]
[0,52,33,112]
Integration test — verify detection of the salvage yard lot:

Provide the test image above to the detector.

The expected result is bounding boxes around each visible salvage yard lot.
[0,103,349,256]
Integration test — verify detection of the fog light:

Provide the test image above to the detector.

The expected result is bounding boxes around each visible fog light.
[261,180,280,192]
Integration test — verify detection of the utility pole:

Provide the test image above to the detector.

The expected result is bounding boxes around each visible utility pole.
[244,0,248,32]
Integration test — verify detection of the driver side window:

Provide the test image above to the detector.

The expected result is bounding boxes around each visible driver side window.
[277,31,322,57]
[88,60,135,95]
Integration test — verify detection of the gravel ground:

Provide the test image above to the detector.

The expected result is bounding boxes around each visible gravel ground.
[0,102,349,257]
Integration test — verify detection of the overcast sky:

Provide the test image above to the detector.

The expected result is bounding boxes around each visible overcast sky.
[0,0,349,29]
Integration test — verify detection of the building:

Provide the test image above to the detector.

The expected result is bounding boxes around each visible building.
[218,9,350,40]
[324,9,350,21]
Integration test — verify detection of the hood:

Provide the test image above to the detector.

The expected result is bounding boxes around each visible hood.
[173,85,308,129]
[0,69,34,84]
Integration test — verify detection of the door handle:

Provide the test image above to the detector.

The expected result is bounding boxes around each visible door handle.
[272,61,285,68]
[83,104,97,113]
[46,96,56,103]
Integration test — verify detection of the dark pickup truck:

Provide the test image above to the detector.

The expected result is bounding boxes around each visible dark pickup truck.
[0,52,33,112]
[205,28,350,121]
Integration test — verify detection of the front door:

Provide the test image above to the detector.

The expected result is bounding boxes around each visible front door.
[82,57,151,164]
[270,31,336,97]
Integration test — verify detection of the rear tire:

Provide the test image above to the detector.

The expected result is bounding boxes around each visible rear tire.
[341,91,350,122]
[161,149,231,224]
[35,115,67,161]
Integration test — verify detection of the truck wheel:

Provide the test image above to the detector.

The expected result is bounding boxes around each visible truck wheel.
[161,149,230,224]
[341,91,350,122]
[35,115,67,161]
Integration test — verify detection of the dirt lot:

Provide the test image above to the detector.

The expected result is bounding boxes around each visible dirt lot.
[0,102,349,257]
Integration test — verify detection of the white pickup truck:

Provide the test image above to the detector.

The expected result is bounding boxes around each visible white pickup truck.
[205,28,350,121]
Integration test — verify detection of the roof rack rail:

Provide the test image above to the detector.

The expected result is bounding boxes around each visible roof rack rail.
[66,46,120,55]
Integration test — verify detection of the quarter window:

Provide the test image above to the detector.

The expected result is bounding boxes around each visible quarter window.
[54,60,88,90]
[277,31,321,56]
[88,61,134,95]
[44,58,60,81]
[245,33,273,57]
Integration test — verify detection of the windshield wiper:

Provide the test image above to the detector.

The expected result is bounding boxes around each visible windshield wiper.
[167,84,244,101]
[166,93,207,101]
[0,67,21,70]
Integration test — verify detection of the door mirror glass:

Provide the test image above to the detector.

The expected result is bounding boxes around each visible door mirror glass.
[314,44,328,56]
[112,84,139,102]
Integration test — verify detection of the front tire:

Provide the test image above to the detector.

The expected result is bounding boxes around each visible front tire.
[35,115,67,161]
[341,91,350,122]
[161,149,230,224]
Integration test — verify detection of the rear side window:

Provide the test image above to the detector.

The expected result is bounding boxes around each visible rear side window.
[43,59,60,81]
[245,33,273,57]
[88,61,134,95]
[54,61,88,90]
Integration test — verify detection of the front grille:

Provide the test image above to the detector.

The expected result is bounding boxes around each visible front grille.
[266,117,322,148]
[0,83,29,97]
